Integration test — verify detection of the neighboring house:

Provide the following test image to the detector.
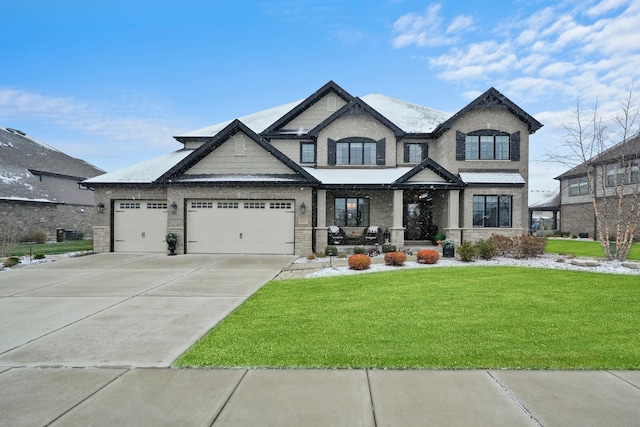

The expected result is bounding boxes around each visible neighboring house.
[528,191,560,235]
[555,134,640,239]
[0,126,105,241]
[85,81,542,255]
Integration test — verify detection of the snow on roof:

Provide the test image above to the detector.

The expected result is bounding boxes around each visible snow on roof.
[0,196,58,203]
[174,175,302,183]
[360,94,451,134]
[529,191,561,209]
[84,150,193,183]
[181,99,304,137]
[304,167,413,184]
[459,172,525,185]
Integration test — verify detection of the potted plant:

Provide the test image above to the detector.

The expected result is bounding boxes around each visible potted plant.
[166,232,178,255]
[433,233,446,246]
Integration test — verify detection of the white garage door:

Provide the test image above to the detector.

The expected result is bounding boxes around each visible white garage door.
[187,200,295,254]
[114,201,168,252]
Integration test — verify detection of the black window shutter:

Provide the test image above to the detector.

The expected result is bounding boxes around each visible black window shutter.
[510,131,520,161]
[376,138,386,165]
[403,143,410,163]
[328,138,336,165]
[456,131,465,160]
[422,144,429,161]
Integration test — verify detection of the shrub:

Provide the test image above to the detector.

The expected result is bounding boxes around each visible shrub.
[325,246,338,256]
[32,229,47,244]
[316,252,325,258]
[381,243,396,253]
[417,249,439,264]
[337,252,347,259]
[489,234,546,259]
[306,253,315,260]
[384,251,407,266]
[34,253,46,260]
[353,246,366,255]
[367,247,380,257]
[475,238,499,260]
[3,256,20,268]
[348,254,371,270]
[457,241,476,262]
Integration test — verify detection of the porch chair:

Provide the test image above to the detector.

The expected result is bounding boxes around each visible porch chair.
[363,226,382,245]
[327,225,345,245]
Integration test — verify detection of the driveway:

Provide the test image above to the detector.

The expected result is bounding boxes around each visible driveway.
[0,253,295,368]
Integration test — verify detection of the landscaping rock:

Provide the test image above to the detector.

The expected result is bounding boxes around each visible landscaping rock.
[622,261,640,270]
[570,259,600,267]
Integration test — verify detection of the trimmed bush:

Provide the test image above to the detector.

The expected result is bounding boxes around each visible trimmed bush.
[457,241,476,262]
[417,249,439,264]
[316,252,325,258]
[325,246,338,256]
[475,238,499,260]
[306,253,315,260]
[353,246,366,255]
[337,252,347,259]
[348,254,371,270]
[381,243,396,253]
[33,253,46,260]
[489,234,546,259]
[384,251,407,266]
[3,256,20,268]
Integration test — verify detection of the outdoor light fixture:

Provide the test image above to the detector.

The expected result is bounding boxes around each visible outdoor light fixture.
[97,203,105,214]
[300,202,306,214]
[170,201,178,213]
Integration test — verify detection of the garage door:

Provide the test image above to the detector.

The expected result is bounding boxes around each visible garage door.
[187,200,295,254]
[114,201,168,252]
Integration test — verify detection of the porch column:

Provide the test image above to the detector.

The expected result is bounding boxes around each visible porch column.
[315,189,328,252]
[446,190,461,244]
[390,189,405,246]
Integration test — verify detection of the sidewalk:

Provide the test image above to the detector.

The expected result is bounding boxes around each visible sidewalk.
[2,367,639,426]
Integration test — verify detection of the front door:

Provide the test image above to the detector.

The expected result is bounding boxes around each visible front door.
[403,193,433,241]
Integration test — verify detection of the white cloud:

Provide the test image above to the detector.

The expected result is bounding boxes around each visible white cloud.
[391,3,472,48]
[0,87,183,149]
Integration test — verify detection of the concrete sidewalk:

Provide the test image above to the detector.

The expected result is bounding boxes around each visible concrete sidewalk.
[1,368,639,426]
[1,253,640,426]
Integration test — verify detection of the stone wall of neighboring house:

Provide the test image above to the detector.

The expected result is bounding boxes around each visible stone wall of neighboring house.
[561,197,640,240]
[0,200,96,242]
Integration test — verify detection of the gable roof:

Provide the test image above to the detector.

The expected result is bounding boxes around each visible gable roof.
[360,93,451,134]
[396,157,465,187]
[308,97,405,139]
[0,160,57,203]
[555,133,640,180]
[159,120,319,184]
[432,87,543,136]
[261,80,354,136]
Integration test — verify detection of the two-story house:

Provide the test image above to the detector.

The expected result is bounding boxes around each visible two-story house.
[85,81,542,255]
[555,134,640,239]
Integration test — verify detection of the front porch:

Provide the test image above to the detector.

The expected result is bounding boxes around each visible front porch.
[313,188,462,253]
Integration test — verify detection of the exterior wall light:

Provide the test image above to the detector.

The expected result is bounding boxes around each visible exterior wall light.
[300,202,306,214]
[97,203,105,214]
[170,201,178,213]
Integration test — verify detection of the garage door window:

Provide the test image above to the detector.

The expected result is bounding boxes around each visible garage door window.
[120,202,140,209]
[147,202,167,209]
[217,202,239,209]
[192,202,213,208]
[245,202,265,209]
[270,202,292,209]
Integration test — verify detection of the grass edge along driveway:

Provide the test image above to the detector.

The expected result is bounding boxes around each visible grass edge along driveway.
[175,266,640,370]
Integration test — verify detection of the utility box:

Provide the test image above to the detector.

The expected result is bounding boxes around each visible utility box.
[56,228,65,242]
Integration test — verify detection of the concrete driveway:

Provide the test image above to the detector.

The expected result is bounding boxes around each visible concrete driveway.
[0,253,295,368]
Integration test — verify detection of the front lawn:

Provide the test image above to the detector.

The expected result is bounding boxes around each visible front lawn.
[545,239,640,260]
[175,267,640,369]
[9,240,93,256]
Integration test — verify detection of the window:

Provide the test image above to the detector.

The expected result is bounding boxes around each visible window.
[465,134,510,160]
[631,162,639,184]
[192,202,213,209]
[334,197,370,227]
[300,141,316,163]
[147,202,167,209]
[217,202,238,209]
[606,162,639,186]
[244,202,265,209]
[120,202,140,209]
[405,143,427,163]
[336,141,376,165]
[568,177,589,196]
[270,202,292,209]
[473,195,512,228]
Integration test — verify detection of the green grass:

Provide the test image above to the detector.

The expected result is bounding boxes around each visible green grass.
[545,239,640,260]
[10,240,93,256]
[175,267,640,370]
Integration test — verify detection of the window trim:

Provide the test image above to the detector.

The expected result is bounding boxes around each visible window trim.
[472,195,512,228]
[465,131,510,160]
[334,197,370,227]
[300,141,316,164]
[404,142,428,163]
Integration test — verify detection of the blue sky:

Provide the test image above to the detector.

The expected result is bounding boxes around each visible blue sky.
[2,0,639,202]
